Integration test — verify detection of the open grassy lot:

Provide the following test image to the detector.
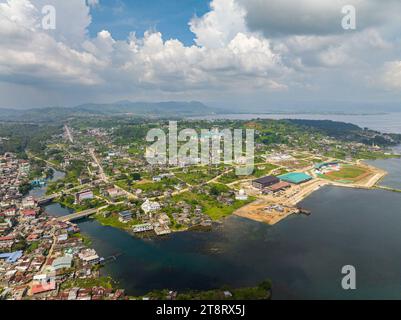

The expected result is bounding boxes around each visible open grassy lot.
[175,169,221,185]
[172,187,254,220]
[60,277,115,290]
[217,163,278,184]
[321,165,370,183]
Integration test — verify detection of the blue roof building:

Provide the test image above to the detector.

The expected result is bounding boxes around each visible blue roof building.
[0,250,23,263]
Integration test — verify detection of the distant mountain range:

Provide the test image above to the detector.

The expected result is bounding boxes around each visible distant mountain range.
[0,101,225,123]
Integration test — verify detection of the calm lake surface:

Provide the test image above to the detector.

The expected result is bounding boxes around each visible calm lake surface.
[36,156,401,300]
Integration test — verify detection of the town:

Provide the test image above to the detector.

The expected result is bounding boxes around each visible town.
[0,118,400,300]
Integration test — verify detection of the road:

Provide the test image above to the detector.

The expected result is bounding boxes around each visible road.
[64,125,74,143]
[89,148,108,182]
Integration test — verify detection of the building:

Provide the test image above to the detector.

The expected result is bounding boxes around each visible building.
[141,199,161,214]
[57,234,68,242]
[268,181,291,193]
[78,249,100,265]
[52,256,73,271]
[235,189,248,201]
[107,187,124,198]
[0,235,15,249]
[75,190,94,204]
[118,211,133,223]
[252,176,280,189]
[132,223,153,233]
[21,196,36,209]
[31,282,56,295]
[278,172,313,185]
[0,251,23,264]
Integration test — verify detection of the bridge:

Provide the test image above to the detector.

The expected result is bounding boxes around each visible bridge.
[56,208,99,222]
[36,193,62,205]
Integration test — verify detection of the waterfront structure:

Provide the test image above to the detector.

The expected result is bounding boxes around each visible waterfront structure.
[252,176,280,189]
[78,249,100,265]
[118,211,133,223]
[132,223,153,233]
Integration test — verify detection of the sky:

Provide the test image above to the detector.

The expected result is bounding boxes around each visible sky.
[0,0,401,112]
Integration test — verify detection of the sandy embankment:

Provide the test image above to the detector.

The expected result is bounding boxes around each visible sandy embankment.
[234,163,388,226]
[234,179,328,225]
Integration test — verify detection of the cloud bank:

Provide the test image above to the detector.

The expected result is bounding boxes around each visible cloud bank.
[0,0,400,109]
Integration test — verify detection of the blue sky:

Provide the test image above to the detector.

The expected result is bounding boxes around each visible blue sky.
[89,0,210,45]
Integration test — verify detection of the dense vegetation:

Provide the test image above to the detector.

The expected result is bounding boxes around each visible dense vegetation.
[286,119,401,146]
[0,123,61,157]
[144,280,272,300]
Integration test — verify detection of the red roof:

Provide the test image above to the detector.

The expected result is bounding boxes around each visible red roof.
[0,235,15,241]
[27,234,39,241]
[22,209,36,216]
[269,181,291,192]
[31,282,56,295]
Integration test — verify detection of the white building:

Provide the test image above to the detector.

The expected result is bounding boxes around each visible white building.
[22,196,36,209]
[235,189,248,201]
[141,199,161,214]
[78,249,100,265]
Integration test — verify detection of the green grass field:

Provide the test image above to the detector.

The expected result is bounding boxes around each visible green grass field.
[172,189,254,220]
[322,165,369,183]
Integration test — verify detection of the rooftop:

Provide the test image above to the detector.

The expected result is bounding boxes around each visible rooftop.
[278,172,313,184]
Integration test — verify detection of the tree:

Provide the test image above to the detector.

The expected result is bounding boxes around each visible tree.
[131,172,141,181]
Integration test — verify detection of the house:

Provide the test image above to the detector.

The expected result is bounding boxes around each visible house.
[57,234,68,242]
[0,235,16,249]
[52,256,73,271]
[22,209,37,218]
[78,249,100,265]
[141,199,161,214]
[118,211,133,223]
[132,223,153,233]
[2,208,16,217]
[0,250,23,264]
[31,282,56,295]
[21,197,36,209]
[252,176,280,189]
[235,189,248,201]
[0,222,10,234]
[107,187,124,198]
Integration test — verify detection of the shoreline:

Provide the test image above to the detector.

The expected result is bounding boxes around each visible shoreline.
[234,162,389,226]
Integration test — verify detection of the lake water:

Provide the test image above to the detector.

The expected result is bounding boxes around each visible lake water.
[190,112,401,134]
